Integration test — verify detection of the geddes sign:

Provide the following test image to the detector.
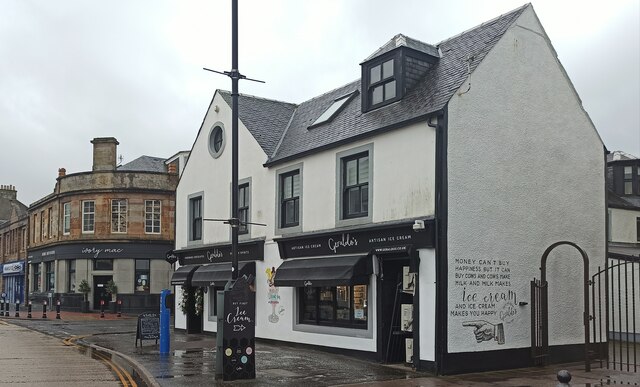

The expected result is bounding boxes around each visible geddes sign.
[275,219,435,259]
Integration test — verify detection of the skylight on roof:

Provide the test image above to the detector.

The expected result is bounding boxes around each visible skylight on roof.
[309,91,357,129]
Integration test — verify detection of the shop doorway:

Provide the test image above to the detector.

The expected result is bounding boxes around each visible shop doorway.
[185,286,203,334]
[93,275,112,310]
[378,256,414,363]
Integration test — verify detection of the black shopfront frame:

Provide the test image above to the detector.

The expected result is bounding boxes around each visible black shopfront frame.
[275,219,435,364]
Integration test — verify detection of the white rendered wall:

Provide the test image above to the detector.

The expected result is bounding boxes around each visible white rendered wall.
[609,208,640,243]
[446,6,605,353]
[174,91,437,352]
[419,248,436,361]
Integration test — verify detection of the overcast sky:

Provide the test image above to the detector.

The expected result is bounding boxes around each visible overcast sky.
[1,0,638,205]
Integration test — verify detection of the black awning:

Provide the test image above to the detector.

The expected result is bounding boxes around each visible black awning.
[170,265,199,286]
[273,255,372,287]
[191,261,256,287]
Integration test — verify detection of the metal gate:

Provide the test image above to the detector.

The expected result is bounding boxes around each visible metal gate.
[530,278,548,366]
[530,241,591,371]
[590,257,639,372]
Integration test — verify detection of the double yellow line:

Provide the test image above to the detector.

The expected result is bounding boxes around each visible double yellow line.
[64,335,137,387]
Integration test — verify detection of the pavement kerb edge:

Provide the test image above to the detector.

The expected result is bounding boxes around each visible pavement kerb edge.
[78,339,161,387]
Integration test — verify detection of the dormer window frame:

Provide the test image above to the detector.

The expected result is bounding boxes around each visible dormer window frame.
[362,50,404,112]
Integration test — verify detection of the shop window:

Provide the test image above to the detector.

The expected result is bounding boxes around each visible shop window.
[208,286,224,318]
[238,183,250,235]
[298,285,368,329]
[68,260,76,293]
[135,260,150,293]
[111,199,128,233]
[45,261,55,291]
[189,195,203,242]
[33,263,41,292]
[94,259,113,271]
[82,200,95,233]
[63,202,71,235]
[145,200,161,234]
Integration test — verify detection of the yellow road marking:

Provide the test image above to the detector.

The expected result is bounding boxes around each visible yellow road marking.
[63,335,137,387]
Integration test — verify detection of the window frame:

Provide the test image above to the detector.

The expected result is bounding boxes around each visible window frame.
[275,163,303,235]
[208,122,226,159]
[280,170,301,228]
[637,217,640,242]
[111,199,128,233]
[237,182,250,235]
[68,259,76,293]
[335,144,373,228]
[62,202,71,235]
[188,193,204,244]
[298,285,368,330]
[134,259,150,293]
[45,261,55,291]
[362,52,402,112]
[93,259,113,271]
[82,200,95,234]
[145,199,162,234]
[33,263,41,292]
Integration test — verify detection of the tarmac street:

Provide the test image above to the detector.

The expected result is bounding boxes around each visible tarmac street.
[0,320,120,386]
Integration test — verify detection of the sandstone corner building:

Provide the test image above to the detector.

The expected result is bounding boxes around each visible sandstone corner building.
[27,138,180,312]
[171,5,606,374]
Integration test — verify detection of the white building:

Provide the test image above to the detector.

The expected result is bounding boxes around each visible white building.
[172,4,605,374]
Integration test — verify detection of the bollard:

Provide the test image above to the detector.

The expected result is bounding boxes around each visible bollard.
[14,301,20,318]
[1,299,4,316]
[27,301,32,319]
[55,300,61,320]
[5,301,9,317]
[557,370,571,387]
[117,299,122,317]
[42,301,48,319]
[100,300,105,318]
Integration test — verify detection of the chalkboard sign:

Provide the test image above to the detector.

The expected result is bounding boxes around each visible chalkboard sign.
[220,277,256,380]
[135,312,159,347]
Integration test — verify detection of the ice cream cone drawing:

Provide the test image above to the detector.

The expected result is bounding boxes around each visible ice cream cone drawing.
[266,267,282,323]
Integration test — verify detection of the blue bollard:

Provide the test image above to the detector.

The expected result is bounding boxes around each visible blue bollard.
[159,289,171,355]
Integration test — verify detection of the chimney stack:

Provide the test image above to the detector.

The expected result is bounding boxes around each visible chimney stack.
[91,137,119,171]
[58,168,66,177]
[167,162,177,175]
[0,184,17,200]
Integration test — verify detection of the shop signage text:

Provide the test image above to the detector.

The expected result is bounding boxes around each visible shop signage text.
[277,220,434,259]
[2,262,24,274]
[175,240,264,266]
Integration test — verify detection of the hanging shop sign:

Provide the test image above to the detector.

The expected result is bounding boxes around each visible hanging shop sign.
[173,240,265,266]
[275,219,435,259]
[2,261,25,275]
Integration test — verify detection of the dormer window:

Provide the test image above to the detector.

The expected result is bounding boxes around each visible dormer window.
[369,59,396,105]
[360,34,439,113]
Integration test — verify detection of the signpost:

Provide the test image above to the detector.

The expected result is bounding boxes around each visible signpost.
[135,312,159,347]
[216,276,256,380]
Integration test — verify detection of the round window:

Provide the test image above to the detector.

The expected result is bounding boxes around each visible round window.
[208,124,226,158]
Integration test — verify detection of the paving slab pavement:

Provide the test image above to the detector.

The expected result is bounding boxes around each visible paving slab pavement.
[0,320,119,386]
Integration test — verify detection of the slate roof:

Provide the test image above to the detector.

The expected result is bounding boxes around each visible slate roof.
[118,155,167,173]
[0,198,27,222]
[218,91,297,157]
[217,4,528,166]
[362,34,440,62]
